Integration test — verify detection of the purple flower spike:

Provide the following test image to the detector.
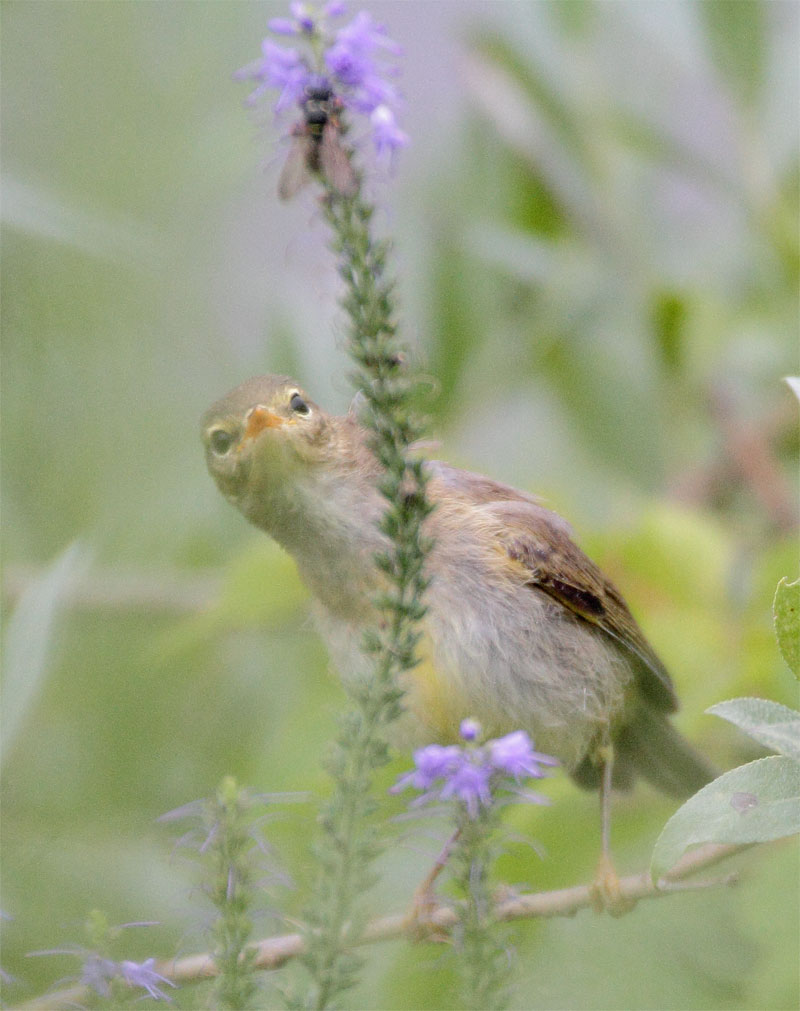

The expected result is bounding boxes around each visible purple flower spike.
[440,760,493,819]
[268,17,301,36]
[459,718,481,742]
[412,744,462,786]
[236,39,311,112]
[369,104,409,161]
[238,3,408,175]
[121,958,176,1002]
[325,10,402,111]
[393,727,557,819]
[391,743,462,794]
[80,953,175,1003]
[81,954,117,997]
[268,2,323,36]
[325,42,367,89]
[489,730,559,780]
[336,10,402,59]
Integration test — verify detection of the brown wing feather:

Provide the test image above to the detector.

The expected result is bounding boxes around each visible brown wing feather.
[429,462,678,712]
[503,523,677,711]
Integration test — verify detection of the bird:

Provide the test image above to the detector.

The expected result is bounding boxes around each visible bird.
[201,374,713,910]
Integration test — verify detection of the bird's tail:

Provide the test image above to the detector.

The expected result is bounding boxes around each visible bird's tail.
[571,707,716,798]
[615,706,716,798]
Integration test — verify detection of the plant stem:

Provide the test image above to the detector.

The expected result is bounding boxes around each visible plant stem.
[297,185,432,1010]
[451,808,509,1011]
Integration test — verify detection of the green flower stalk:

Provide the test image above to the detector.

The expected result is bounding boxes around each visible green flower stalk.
[207,778,260,1009]
[160,777,290,1010]
[451,808,510,1011]
[296,186,432,1011]
[237,8,425,1010]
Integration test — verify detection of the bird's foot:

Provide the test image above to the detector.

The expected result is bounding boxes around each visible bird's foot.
[402,829,460,941]
[590,852,636,917]
[402,881,449,943]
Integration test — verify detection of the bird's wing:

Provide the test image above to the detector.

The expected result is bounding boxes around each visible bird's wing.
[430,463,678,712]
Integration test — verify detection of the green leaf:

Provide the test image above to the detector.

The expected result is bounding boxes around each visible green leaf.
[650,290,688,376]
[708,698,800,760]
[545,0,596,38]
[698,0,766,110]
[651,756,800,881]
[3,173,157,262]
[1,541,91,764]
[774,577,800,678]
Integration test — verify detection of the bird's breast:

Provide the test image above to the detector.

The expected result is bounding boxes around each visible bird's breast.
[307,509,632,767]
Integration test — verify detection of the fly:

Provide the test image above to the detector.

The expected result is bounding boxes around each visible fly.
[278,83,358,200]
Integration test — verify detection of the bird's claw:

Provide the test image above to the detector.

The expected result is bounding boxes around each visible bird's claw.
[402,883,449,943]
[590,852,636,917]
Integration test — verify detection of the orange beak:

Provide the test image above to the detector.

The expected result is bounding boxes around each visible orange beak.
[242,405,284,444]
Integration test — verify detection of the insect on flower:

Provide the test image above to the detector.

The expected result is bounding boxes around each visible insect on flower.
[278,78,358,200]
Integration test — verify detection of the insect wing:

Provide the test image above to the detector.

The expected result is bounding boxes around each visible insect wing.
[319,122,358,197]
[277,135,313,201]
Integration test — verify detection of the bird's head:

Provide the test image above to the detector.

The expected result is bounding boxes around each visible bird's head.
[201,375,334,510]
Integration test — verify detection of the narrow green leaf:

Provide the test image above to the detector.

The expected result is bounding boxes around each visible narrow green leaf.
[474,33,588,165]
[650,290,688,376]
[708,698,800,760]
[1,541,91,764]
[545,0,596,38]
[2,174,157,262]
[698,0,766,109]
[774,577,800,679]
[651,756,800,881]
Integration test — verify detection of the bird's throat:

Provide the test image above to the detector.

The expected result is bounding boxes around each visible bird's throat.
[243,460,387,619]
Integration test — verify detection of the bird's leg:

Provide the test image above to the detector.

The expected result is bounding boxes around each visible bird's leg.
[404,827,461,940]
[590,743,636,916]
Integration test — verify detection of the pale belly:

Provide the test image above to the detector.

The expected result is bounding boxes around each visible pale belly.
[311,580,631,770]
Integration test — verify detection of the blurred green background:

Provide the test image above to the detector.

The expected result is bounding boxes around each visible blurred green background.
[2,2,798,1008]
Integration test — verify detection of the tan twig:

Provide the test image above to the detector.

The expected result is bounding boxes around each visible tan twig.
[16,842,751,1009]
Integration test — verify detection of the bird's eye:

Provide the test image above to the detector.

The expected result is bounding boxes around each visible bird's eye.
[209,428,235,455]
[289,392,310,415]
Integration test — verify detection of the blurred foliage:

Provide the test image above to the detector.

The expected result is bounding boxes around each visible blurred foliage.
[649,696,800,880]
[1,2,798,1009]
[1,542,91,764]
[774,576,800,676]
[649,694,800,879]
[652,753,800,881]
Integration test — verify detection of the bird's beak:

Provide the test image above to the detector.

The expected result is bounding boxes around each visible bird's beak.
[242,405,284,444]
